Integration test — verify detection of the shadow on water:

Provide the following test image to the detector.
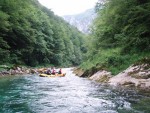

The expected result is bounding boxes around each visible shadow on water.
[0,68,150,113]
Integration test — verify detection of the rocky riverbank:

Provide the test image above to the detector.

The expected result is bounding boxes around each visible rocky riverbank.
[74,62,150,91]
[0,65,50,76]
[0,65,30,76]
[108,64,150,89]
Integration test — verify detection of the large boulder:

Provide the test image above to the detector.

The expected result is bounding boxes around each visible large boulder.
[108,64,150,90]
[89,70,112,83]
[73,67,84,77]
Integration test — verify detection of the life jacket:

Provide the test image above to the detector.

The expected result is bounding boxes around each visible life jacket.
[52,69,55,74]
[59,69,62,74]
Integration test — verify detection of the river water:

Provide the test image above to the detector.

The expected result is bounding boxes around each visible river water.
[0,68,149,113]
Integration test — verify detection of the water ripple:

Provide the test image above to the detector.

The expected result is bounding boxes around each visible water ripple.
[0,68,149,113]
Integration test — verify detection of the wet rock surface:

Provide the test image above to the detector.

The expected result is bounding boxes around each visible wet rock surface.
[73,67,84,77]
[108,64,150,90]
[0,66,30,76]
[74,63,150,91]
[0,66,63,76]
[89,70,112,83]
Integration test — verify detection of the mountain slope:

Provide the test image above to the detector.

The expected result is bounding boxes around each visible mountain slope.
[0,0,86,66]
[63,8,96,34]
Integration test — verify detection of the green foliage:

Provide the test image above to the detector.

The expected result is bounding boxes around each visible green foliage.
[81,48,150,75]
[93,0,150,52]
[80,48,119,69]
[0,0,86,66]
[0,10,10,33]
[0,48,9,63]
[80,0,150,75]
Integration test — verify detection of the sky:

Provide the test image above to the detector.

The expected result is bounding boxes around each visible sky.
[38,0,98,16]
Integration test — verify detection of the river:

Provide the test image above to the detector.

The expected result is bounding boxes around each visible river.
[0,68,149,113]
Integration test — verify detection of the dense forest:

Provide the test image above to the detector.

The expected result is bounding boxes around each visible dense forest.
[80,0,150,75]
[0,0,86,67]
[0,0,150,73]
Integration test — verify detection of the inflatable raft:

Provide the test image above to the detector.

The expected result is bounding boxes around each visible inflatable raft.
[39,73,66,77]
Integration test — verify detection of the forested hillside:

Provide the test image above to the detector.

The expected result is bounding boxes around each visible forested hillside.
[0,0,86,66]
[80,0,150,75]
